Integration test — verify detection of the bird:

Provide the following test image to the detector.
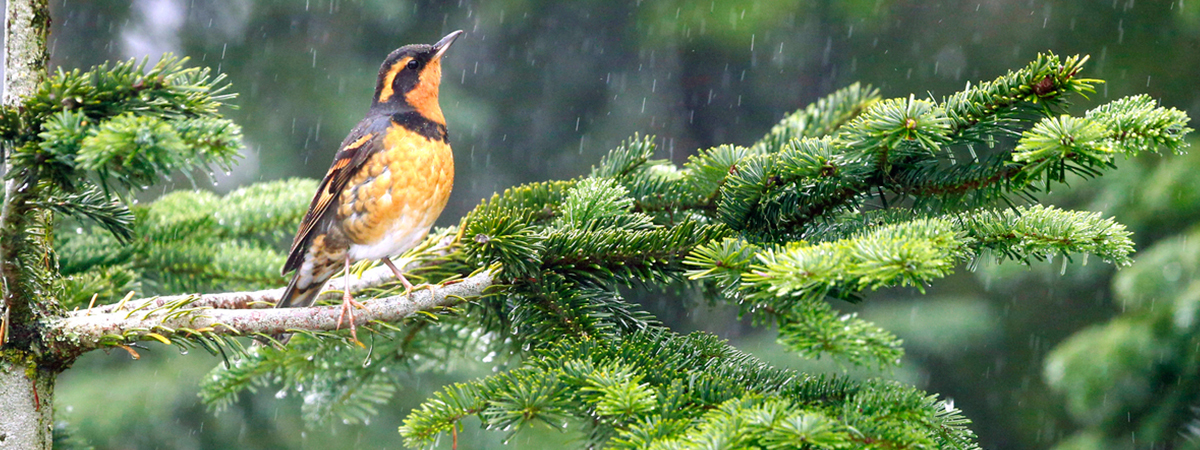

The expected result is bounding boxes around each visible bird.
[274,30,463,343]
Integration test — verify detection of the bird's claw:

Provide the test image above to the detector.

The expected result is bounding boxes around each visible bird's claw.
[400,277,416,297]
[336,292,368,346]
[403,282,440,299]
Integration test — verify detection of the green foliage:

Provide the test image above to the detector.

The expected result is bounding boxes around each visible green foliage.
[680,144,752,207]
[552,178,651,231]
[57,179,314,306]
[39,52,1188,449]
[836,95,952,157]
[0,55,240,250]
[1013,95,1190,186]
[401,331,976,450]
[741,218,963,299]
[35,185,135,243]
[941,53,1096,131]
[958,204,1134,265]
[1085,94,1193,155]
[749,82,881,154]
[683,204,1132,367]
[0,55,241,347]
[191,52,1190,449]
[458,167,722,350]
[202,332,402,425]
[75,114,187,188]
[590,133,660,180]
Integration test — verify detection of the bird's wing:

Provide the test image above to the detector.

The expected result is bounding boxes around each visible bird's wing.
[282,119,386,274]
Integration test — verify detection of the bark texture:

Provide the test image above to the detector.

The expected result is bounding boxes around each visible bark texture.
[1,1,53,449]
[58,270,494,349]
[79,254,432,315]
[0,354,54,449]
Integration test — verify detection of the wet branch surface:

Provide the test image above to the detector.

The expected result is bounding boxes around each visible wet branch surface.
[55,270,494,349]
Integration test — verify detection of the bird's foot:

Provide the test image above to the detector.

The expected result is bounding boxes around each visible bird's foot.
[409,282,439,300]
[335,291,368,346]
[383,257,418,297]
[399,276,417,297]
[415,278,462,299]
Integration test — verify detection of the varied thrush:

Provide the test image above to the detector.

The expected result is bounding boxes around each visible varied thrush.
[275,30,464,342]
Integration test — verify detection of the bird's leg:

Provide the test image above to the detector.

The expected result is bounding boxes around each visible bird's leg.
[383,257,443,300]
[336,253,367,343]
[382,257,416,296]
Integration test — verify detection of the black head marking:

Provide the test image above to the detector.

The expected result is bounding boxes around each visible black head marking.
[372,31,463,109]
[374,44,436,105]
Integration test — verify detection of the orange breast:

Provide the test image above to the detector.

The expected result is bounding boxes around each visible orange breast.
[336,124,453,246]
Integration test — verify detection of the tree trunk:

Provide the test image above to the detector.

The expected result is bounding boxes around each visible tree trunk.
[2,0,54,449]
[2,0,49,106]
[0,354,54,448]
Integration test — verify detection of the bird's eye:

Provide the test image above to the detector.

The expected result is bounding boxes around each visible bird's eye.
[406,59,420,70]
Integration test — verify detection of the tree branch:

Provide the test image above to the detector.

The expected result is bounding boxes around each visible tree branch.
[76,262,415,315]
[54,270,494,350]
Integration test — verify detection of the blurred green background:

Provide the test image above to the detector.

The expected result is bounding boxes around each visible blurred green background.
[29,0,1200,449]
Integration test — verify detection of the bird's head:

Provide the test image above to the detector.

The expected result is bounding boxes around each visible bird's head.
[372,30,463,124]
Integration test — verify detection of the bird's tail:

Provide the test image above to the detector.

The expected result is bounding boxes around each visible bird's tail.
[268,275,326,345]
[276,275,324,309]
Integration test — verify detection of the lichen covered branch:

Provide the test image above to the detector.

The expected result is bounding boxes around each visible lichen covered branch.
[55,270,493,349]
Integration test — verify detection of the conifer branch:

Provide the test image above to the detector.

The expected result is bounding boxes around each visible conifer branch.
[749,82,881,153]
[0,168,39,346]
[53,269,494,350]
[35,185,134,242]
[401,331,977,449]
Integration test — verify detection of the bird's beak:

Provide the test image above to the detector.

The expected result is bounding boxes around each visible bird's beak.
[431,30,464,61]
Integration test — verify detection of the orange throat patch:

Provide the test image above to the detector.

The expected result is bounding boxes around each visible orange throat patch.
[407,58,445,125]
